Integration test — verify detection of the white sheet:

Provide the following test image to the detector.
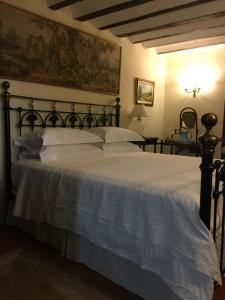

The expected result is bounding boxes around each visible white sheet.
[11,152,221,300]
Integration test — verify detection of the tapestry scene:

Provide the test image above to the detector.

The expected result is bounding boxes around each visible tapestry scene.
[0,2,121,94]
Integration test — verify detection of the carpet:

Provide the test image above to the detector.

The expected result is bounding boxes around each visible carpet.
[0,245,116,300]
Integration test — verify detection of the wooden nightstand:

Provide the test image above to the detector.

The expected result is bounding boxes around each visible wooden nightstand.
[160,139,201,156]
[133,137,158,152]
[142,136,159,152]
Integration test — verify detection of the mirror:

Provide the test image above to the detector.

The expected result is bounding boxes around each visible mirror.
[180,107,198,142]
[181,111,197,129]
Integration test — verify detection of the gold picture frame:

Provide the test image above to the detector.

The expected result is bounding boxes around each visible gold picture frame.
[136,78,155,106]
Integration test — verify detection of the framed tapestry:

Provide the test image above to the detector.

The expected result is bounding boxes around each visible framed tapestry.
[135,78,155,106]
[0,2,121,95]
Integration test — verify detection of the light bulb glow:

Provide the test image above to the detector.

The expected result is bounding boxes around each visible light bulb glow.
[179,63,219,94]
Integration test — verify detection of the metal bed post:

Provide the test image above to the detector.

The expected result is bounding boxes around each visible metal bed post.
[115,97,120,127]
[199,113,219,229]
[2,81,11,224]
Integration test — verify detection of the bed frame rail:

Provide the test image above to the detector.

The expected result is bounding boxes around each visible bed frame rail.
[213,159,225,274]
[199,113,225,274]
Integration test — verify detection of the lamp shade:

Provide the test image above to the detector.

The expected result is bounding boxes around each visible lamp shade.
[130,105,150,117]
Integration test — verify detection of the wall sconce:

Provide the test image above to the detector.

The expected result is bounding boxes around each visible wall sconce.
[130,105,150,135]
[180,63,220,98]
[184,87,200,97]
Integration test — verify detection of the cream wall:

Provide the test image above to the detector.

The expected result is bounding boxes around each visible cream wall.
[0,0,166,222]
[164,45,225,157]
[120,40,166,136]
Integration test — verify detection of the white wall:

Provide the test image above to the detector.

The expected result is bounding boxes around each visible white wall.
[164,45,225,157]
[0,0,166,222]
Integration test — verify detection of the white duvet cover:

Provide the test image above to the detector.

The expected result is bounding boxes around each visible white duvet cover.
[11,152,221,300]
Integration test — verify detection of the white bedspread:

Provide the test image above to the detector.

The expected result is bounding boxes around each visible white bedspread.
[11,152,221,300]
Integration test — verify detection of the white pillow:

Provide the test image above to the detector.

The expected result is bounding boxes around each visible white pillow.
[88,127,144,143]
[40,144,104,161]
[14,128,103,150]
[42,128,103,145]
[14,130,43,151]
[102,142,142,153]
[19,150,40,160]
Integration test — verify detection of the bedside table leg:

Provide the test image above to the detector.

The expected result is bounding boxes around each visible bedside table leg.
[160,143,163,154]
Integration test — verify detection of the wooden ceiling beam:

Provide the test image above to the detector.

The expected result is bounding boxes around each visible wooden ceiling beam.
[143,26,225,48]
[118,11,225,37]
[94,0,194,29]
[47,0,225,53]
[111,0,225,37]
[98,0,214,30]
[155,36,225,54]
[48,0,82,10]
[130,12,225,43]
[74,0,152,21]
[133,24,225,44]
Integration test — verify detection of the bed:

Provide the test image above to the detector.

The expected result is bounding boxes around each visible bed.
[1,81,225,300]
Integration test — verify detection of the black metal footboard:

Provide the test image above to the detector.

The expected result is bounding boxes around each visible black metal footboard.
[213,160,225,274]
[199,113,225,274]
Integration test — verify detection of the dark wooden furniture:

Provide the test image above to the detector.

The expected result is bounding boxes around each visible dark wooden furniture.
[142,136,158,152]
[160,139,174,154]
[132,137,158,152]
[160,140,201,156]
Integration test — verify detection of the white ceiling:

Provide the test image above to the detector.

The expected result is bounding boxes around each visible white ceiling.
[47,0,225,53]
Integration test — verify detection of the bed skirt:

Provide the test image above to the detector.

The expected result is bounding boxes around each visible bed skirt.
[9,217,180,300]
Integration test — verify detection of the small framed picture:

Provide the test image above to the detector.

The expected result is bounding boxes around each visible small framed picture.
[135,78,155,106]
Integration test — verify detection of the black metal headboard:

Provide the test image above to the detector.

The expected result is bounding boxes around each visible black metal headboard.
[1,80,120,221]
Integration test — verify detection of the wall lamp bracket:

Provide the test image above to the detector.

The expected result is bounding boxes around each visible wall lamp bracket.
[185,87,200,97]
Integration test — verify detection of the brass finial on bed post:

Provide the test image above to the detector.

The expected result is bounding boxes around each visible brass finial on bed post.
[115,97,120,127]
[199,113,218,229]
[2,80,10,92]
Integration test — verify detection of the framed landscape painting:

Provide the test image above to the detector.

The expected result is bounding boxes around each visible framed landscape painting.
[0,2,121,95]
[136,78,155,106]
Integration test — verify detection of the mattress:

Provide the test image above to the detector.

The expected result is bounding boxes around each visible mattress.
[11,152,221,300]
